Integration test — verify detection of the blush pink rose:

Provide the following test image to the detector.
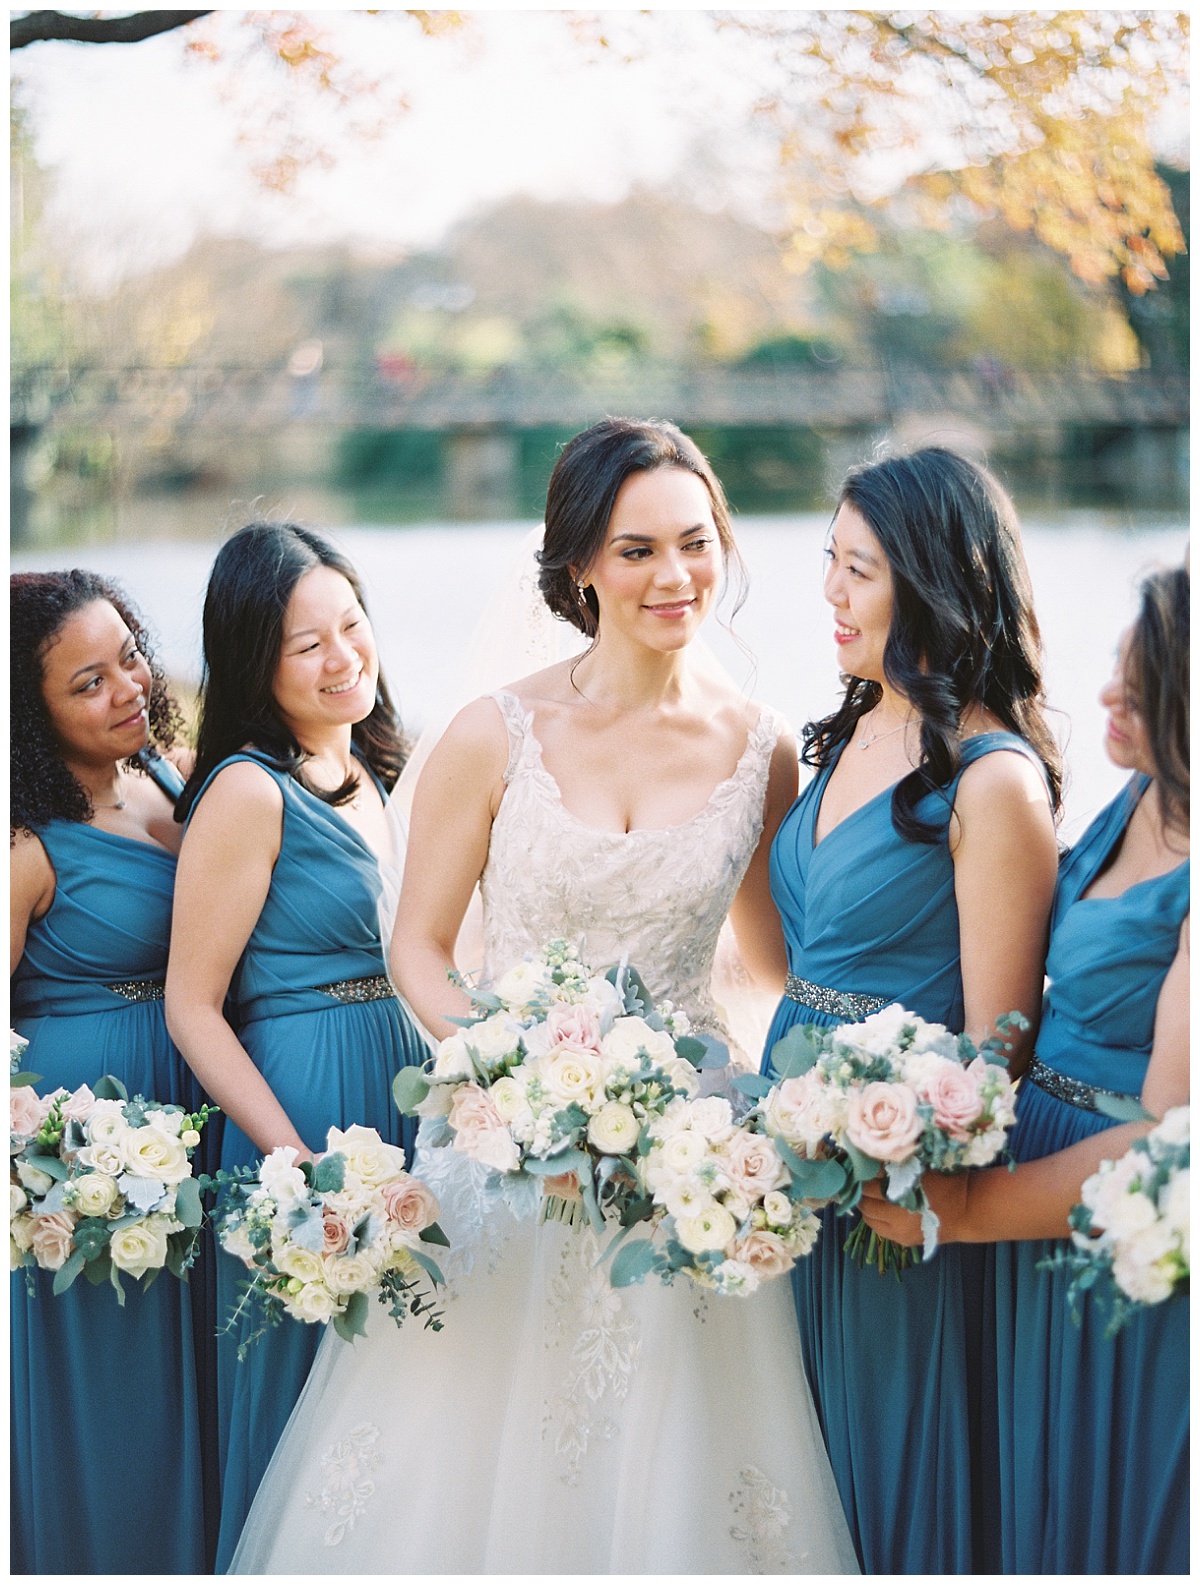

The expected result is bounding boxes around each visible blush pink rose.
[321,1210,351,1255]
[449,1084,520,1173]
[719,1130,788,1198]
[732,1229,794,1282]
[845,1082,924,1163]
[380,1175,440,1234]
[58,1085,97,1125]
[545,1004,602,1053]
[30,1210,77,1271]
[918,1064,984,1142]
[10,1086,47,1138]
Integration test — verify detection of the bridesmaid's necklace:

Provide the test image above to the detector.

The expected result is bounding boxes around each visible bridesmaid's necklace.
[859,711,915,751]
[92,771,128,810]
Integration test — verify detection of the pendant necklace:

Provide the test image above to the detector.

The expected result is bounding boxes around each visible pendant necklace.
[859,714,914,751]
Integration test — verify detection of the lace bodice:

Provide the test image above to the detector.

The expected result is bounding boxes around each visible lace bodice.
[480,691,782,1037]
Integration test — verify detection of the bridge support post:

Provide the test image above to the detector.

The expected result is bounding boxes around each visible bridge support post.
[444,427,518,520]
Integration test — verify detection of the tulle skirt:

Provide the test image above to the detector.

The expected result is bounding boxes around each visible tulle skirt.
[230,1146,859,1575]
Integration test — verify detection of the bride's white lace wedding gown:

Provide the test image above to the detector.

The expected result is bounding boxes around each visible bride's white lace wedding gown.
[230,693,859,1575]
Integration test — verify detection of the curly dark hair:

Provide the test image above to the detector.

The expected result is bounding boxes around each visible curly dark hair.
[176,523,407,822]
[804,447,1063,843]
[11,570,182,840]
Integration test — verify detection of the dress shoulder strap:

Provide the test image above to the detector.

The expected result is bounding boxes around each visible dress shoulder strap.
[489,691,532,783]
[957,730,1052,795]
[185,750,289,827]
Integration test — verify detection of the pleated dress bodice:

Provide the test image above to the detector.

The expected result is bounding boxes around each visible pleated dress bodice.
[995,775,1189,1575]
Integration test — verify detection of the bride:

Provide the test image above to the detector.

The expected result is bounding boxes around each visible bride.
[230,418,859,1575]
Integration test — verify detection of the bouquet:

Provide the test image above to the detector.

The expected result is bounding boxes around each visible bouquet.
[10,1068,214,1301]
[1040,1104,1189,1336]
[608,1092,824,1295]
[209,1124,447,1355]
[748,1003,1022,1276]
[392,939,725,1238]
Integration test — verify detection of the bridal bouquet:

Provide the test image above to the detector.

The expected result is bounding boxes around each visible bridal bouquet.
[392,939,725,1235]
[10,1070,213,1300]
[606,1093,823,1295]
[209,1124,447,1356]
[1040,1105,1189,1336]
[748,1003,1022,1275]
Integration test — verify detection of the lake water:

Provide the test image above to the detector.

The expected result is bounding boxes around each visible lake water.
[12,513,1187,844]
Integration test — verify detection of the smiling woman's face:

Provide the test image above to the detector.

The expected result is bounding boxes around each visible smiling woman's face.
[822,502,895,684]
[39,598,154,767]
[272,564,380,736]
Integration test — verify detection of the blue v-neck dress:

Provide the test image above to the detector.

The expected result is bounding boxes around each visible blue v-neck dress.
[761,731,1046,1574]
[992,776,1189,1573]
[11,821,212,1574]
[192,752,429,1571]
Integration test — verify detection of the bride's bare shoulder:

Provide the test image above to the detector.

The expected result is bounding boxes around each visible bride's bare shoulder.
[494,661,579,708]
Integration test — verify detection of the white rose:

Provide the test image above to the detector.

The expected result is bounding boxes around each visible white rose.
[601,1017,677,1069]
[322,1250,380,1295]
[660,1130,709,1175]
[275,1244,325,1284]
[587,1102,641,1155]
[1152,1106,1190,1148]
[674,1202,738,1254]
[433,1034,475,1080]
[722,1188,752,1224]
[145,1108,185,1138]
[11,1184,28,1216]
[121,1126,191,1184]
[537,1047,605,1110]
[11,1213,35,1254]
[845,1003,913,1056]
[490,1075,535,1131]
[465,1015,525,1065]
[662,1176,717,1221]
[763,1190,793,1228]
[75,1142,125,1177]
[286,1281,341,1322]
[578,975,623,1027]
[258,1146,310,1204]
[323,1125,408,1188]
[109,1218,170,1278]
[647,1097,693,1141]
[71,1172,119,1217]
[493,959,551,1012]
[684,1097,735,1142]
[85,1103,130,1146]
[659,1057,702,1100]
[16,1161,55,1197]
[220,1221,258,1263]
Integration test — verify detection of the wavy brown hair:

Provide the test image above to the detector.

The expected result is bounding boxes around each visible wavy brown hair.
[11,570,182,839]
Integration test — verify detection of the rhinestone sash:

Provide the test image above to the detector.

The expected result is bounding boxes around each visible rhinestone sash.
[1025,1057,1138,1115]
[314,975,396,1005]
[783,974,890,1022]
[105,979,165,1002]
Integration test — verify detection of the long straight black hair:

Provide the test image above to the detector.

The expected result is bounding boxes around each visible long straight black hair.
[176,523,406,821]
[805,447,1062,842]
[1126,562,1188,837]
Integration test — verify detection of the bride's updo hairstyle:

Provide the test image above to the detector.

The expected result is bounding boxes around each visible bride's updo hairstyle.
[537,417,746,639]
[1125,562,1188,838]
[176,522,406,821]
[805,446,1063,843]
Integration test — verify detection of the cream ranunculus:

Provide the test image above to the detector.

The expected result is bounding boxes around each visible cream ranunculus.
[109,1218,170,1278]
[75,1142,125,1177]
[85,1102,130,1146]
[275,1244,325,1284]
[323,1125,409,1188]
[587,1101,641,1155]
[322,1250,380,1296]
[762,1190,793,1228]
[121,1125,191,1184]
[674,1202,738,1255]
[660,1130,709,1175]
[538,1046,605,1110]
[71,1172,119,1218]
[659,1057,702,1099]
[493,958,552,1013]
[601,1017,677,1069]
[287,1281,342,1322]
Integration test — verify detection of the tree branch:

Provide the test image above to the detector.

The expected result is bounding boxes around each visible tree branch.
[10,10,212,50]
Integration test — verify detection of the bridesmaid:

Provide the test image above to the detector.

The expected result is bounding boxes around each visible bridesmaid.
[165,522,429,1571]
[761,448,1061,1573]
[862,563,1189,1573]
[10,570,214,1573]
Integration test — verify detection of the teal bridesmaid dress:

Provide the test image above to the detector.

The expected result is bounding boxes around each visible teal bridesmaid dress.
[194,752,429,1572]
[11,820,212,1574]
[762,731,1046,1573]
[993,775,1189,1573]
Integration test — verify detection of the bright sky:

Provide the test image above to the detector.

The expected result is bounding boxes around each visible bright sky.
[14,9,778,286]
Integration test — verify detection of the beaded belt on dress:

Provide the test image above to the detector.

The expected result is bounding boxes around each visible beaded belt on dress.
[105,979,165,1002]
[314,975,396,1005]
[1025,1057,1137,1115]
[783,974,890,1022]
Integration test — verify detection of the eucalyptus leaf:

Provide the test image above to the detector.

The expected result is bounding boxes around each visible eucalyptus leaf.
[677,1033,729,1070]
[409,1247,445,1286]
[9,1071,42,1088]
[92,1074,129,1103]
[732,1073,773,1099]
[332,1289,370,1344]
[84,1251,113,1286]
[843,1141,880,1183]
[523,1148,589,1178]
[610,1237,659,1288]
[768,1024,824,1082]
[52,1249,86,1296]
[26,1152,70,1182]
[392,1067,430,1116]
[174,1176,203,1230]
[783,1153,848,1202]
[419,1222,450,1248]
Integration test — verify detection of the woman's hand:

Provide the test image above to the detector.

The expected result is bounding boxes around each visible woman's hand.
[859,1172,970,1246]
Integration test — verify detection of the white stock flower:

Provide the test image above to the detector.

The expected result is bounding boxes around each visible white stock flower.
[846,1003,914,1057]
[220,1221,257,1263]
[578,975,622,1026]
[1160,1167,1189,1243]
[71,1173,119,1217]
[674,1202,738,1255]
[961,1126,1007,1168]
[711,1258,759,1296]
[324,1125,408,1188]
[587,1102,641,1155]
[109,1218,170,1278]
[258,1147,310,1204]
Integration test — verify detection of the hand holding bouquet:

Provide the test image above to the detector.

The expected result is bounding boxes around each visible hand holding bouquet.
[751,1004,1022,1276]
[209,1124,447,1354]
[1041,1104,1189,1335]
[10,1070,214,1300]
